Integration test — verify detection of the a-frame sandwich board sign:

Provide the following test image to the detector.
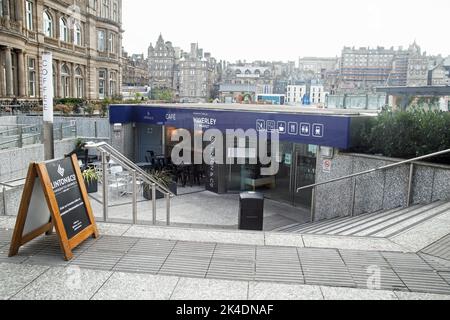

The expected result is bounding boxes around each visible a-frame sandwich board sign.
[9,154,99,261]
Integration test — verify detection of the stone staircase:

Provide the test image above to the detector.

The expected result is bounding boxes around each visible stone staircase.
[275,201,450,238]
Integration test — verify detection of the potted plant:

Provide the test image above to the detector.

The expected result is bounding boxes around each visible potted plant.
[82,167,99,194]
[143,169,177,200]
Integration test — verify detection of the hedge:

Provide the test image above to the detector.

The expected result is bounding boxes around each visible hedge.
[348,109,450,164]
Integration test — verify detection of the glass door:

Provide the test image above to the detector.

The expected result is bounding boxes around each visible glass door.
[293,145,317,209]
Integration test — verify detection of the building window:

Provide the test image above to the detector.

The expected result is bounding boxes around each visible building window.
[28,58,36,97]
[61,64,71,98]
[75,67,83,98]
[74,24,82,46]
[97,30,105,51]
[43,11,53,37]
[108,33,115,53]
[0,0,3,17]
[26,1,33,30]
[101,0,110,19]
[112,1,118,21]
[99,70,106,99]
[59,18,68,42]
[109,71,116,96]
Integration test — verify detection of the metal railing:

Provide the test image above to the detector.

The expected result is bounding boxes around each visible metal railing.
[0,123,77,149]
[84,141,174,226]
[297,149,450,222]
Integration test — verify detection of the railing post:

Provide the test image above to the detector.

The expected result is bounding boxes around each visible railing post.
[101,151,109,222]
[60,123,63,140]
[310,187,316,223]
[351,177,357,217]
[74,122,78,138]
[152,183,157,225]
[407,163,414,207]
[166,193,170,226]
[132,170,137,224]
[94,121,98,138]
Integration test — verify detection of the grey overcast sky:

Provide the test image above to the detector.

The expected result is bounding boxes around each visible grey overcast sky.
[122,0,450,62]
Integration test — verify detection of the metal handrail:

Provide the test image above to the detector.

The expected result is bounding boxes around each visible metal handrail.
[297,149,450,192]
[296,148,450,222]
[86,141,174,196]
[84,141,174,226]
[0,133,41,147]
[0,124,40,135]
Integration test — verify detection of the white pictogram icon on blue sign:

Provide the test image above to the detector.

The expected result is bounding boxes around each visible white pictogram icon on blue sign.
[288,122,298,135]
[312,124,324,138]
[266,120,276,132]
[256,120,266,132]
[277,121,286,134]
[300,123,311,136]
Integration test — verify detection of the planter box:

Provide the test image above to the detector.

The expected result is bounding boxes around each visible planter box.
[84,179,98,194]
[143,181,177,200]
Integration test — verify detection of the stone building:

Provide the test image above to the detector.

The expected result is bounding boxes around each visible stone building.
[148,34,176,90]
[178,43,210,103]
[122,52,149,87]
[0,0,123,101]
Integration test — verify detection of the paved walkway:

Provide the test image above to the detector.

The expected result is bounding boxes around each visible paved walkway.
[88,190,310,231]
[1,223,450,299]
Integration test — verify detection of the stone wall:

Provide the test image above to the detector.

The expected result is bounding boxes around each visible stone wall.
[314,152,450,221]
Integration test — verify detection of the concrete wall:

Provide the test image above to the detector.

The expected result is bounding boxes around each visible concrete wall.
[111,123,135,160]
[314,152,450,221]
[0,139,77,216]
[0,139,77,181]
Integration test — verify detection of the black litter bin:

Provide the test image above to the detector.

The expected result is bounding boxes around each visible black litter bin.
[239,192,264,231]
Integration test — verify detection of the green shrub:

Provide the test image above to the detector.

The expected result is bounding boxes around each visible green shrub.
[348,109,450,164]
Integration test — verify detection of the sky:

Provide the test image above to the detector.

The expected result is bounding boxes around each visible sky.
[122,0,450,63]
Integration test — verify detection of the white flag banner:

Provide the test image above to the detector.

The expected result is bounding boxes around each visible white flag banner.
[42,52,54,123]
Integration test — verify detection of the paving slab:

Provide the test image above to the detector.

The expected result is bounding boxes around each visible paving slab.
[302,234,409,252]
[0,263,49,300]
[0,217,16,229]
[11,266,111,300]
[395,291,450,300]
[390,213,450,252]
[248,282,323,300]
[264,233,305,247]
[124,225,265,246]
[170,278,248,300]
[96,223,132,237]
[394,269,450,295]
[92,272,179,300]
[419,254,450,272]
[320,286,398,300]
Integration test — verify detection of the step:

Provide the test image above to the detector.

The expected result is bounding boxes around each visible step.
[318,206,414,235]
[349,201,448,237]
[372,202,450,238]
[290,216,351,233]
[313,207,407,235]
[338,201,444,236]
[272,223,305,233]
[278,216,346,233]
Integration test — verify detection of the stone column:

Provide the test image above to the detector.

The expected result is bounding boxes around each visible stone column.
[17,50,25,97]
[55,60,61,98]
[71,63,76,98]
[105,69,109,98]
[4,47,14,97]
[3,0,10,26]
[0,50,4,97]
[15,0,23,27]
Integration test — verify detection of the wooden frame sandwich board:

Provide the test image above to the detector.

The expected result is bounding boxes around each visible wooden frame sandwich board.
[9,154,99,261]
